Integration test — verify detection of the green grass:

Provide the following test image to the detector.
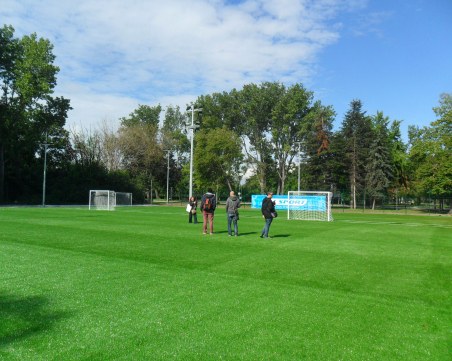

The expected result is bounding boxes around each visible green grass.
[0,206,451,360]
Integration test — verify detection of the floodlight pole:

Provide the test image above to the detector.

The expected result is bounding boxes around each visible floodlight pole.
[187,105,201,199]
[165,149,170,204]
[42,142,49,206]
[296,142,301,192]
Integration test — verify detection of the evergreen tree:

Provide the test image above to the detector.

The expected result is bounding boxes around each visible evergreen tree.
[302,101,335,191]
[340,100,373,208]
[365,112,393,209]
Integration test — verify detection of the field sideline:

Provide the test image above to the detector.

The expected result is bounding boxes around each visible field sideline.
[0,206,450,360]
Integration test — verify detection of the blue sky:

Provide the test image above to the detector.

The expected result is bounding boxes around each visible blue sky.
[2,0,451,140]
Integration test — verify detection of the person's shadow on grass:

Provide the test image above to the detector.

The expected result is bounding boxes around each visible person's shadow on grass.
[0,292,72,347]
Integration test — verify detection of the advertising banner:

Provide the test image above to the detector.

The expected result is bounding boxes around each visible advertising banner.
[251,195,327,211]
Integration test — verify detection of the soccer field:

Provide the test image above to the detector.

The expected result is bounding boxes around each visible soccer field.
[1,206,450,360]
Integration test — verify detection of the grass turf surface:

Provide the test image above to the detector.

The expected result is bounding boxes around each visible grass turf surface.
[0,206,450,360]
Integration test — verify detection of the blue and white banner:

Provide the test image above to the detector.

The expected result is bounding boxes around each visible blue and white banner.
[251,195,327,211]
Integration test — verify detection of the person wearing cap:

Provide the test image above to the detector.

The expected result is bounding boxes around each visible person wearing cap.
[260,191,276,238]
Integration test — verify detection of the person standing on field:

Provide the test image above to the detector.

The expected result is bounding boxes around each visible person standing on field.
[225,191,241,236]
[188,196,198,224]
[260,191,276,238]
[201,188,217,235]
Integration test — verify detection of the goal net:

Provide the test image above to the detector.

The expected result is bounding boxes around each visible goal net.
[115,192,133,206]
[89,190,116,210]
[287,191,333,221]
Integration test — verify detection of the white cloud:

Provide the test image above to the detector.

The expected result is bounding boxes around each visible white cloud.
[2,0,362,130]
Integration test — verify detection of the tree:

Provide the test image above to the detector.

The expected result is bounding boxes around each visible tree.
[70,126,103,166]
[340,100,373,208]
[271,84,314,194]
[237,82,284,193]
[161,105,190,165]
[0,25,71,202]
[160,105,190,196]
[300,101,336,191]
[119,121,162,199]
[117,104,169,200]
[98,120,123,172]
[365,112,393,209]
[119,104,161,127]
[194,127,243,192]
[409,93,452,211]
[387,119,409,198]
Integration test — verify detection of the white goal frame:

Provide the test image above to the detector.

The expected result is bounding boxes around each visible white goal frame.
[287,191,333,222]
[115,192,133,206]
[89,190,116,211]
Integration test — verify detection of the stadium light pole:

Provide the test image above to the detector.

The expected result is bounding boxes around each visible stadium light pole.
[165,149,170,204]
[296,142,301,192]
[42,142,50,206]
[40,131,54,207]
[186,105,201,199]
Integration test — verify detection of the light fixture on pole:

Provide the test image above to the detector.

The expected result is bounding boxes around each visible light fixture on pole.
[186,104,201,199]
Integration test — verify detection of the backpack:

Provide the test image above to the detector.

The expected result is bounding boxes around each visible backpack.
[204,197,212,211]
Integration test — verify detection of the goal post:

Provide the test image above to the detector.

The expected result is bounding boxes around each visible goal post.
[89,190,116,210]
[287,191,333,221]
[115,192,133,206]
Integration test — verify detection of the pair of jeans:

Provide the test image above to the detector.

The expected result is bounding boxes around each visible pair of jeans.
[227,213,238,235]
[203,211,214,234]
[261,217,273,237]
[189,211,198,223]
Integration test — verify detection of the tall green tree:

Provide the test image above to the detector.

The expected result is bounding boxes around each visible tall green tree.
[0,25,70,202]
[161,105,190,165]
[271,83,314,194]
[119,104,164,199]
[340,100,373,208]
[160,105,189,196]
[237,82,284,193]
[409,93,452,211]
[387,119,409,198]
[194,127,243,192]
[301,101,336,191]
[119,122,162,198]
[365,112,393,209]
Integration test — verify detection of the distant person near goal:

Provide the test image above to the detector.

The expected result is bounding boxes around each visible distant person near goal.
[201,188,217,235]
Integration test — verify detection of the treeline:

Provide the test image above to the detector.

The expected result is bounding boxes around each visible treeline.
[1,25,451,208]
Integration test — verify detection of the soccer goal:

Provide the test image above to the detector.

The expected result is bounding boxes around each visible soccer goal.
[115,192,133,206]
[89,190,116,210]
[287,191,333,221]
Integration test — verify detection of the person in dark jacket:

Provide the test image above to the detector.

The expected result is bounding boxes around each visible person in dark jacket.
[260,192,276,238]
[225,191,241,236]
[188,196,198,224]
[201,188,217,235]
